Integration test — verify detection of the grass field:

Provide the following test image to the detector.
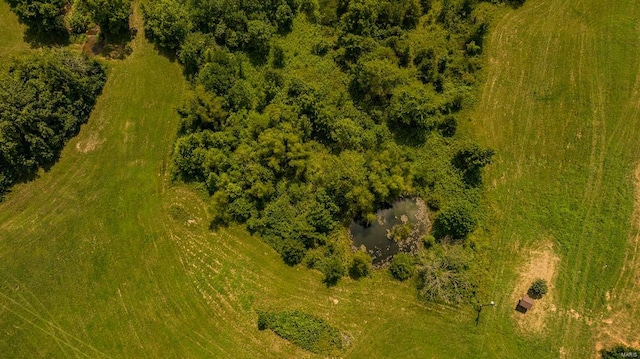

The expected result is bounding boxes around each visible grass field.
[1,0,639,358]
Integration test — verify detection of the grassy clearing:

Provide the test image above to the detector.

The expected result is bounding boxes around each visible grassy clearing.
[467,0,640,356]
[1,0,639,358]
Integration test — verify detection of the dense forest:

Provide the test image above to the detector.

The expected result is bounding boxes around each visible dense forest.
[140,0,504,295]
[0,50,106,198]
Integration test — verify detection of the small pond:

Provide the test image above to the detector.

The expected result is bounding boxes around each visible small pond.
[349,198,428,265]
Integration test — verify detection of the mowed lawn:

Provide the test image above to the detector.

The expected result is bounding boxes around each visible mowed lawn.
[468,0,640,356]
[1,1,639,358]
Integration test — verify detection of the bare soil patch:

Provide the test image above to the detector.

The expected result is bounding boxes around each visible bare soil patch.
[511,239,560,333]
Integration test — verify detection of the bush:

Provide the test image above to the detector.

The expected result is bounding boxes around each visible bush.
[281,239,306,265]
[528,278,548,299]
[256,310,343,355]
[422,234,436,249]
[312,39,330,56]
[322,256,345,286]
[389,223,412,242]
[432,200,477,239]
[349,251,372,279]
[389,253,415,281]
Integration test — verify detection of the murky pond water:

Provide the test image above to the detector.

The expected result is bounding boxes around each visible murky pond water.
[349,198,427,264]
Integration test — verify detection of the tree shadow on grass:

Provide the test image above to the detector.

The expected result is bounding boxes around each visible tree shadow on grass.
[23,27,70,48]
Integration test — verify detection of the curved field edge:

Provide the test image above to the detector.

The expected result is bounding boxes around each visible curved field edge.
[468,0,640,357]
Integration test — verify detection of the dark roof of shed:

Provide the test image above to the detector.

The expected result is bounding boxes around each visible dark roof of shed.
[519,295,534,309]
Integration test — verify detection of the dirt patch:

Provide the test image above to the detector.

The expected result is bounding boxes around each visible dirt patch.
[511,239,560,334]
[595,163,640,353]
[75,133,104,153]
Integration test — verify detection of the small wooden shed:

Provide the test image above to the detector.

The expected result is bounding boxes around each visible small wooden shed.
[517,295,534,311]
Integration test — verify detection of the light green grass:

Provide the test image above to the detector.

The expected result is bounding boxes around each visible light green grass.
[1,0,639,357]
[466,0,640,356]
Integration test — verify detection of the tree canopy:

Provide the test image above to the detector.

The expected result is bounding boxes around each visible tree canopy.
[153,0,497,270]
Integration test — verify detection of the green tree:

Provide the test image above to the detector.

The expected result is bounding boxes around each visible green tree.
[84,0,131,39]
[6,0,69,33]
[142,0,192,50]
[349,58,402,106]
[322,256,345,286]
[389,253,415,281]
[349,251,372,279]
[178,32,215,76]
[433,200,477,239]
[528,278,548,299]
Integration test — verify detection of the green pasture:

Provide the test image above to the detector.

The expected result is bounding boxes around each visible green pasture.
[1,0,639,357]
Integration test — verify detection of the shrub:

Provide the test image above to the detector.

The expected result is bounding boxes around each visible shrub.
[389,223,412,242]
[257,310,343,355]
[281,239,306,265]
[322,256,345,286]
[349,251,372,279]
[423,234,436,249]
[433,200,477,239]
[528,278,548,299]
[389,253,415,281]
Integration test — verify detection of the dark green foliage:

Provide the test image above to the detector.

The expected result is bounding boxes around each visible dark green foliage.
[600,346,640,359]
[185,0,297,55]
[311,39,330,56]
[528,278,548,299]
[438,116,458,137]
[452,144,494,186]
[272,45,286,68]
[349,251,372,279]
[423,234,436,249]
[168,0,497,271]
[0,50,106,198]
[141,0,192,51]
[349,58,401,105]
[178,32,215,76]
[322,256,346,285]
[68,6,91,35]
[84,0,131,39]
[6,0,70,33]
[256,310,343,355]
[416,245,476,304]
[389,253,415,281]
[433,200,477,239]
